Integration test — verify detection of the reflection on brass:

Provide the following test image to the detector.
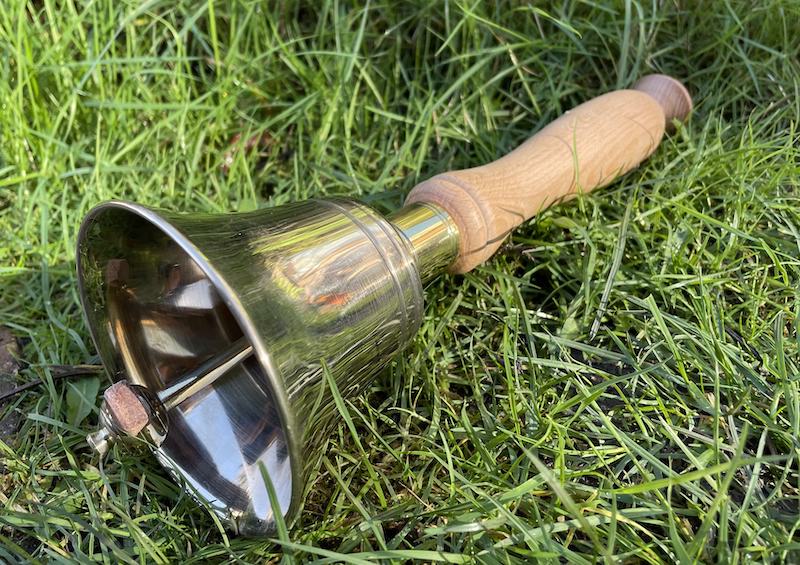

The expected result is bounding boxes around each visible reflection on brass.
[388,202,459,282]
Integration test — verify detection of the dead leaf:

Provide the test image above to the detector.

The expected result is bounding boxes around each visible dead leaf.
[0,326,22,441]
[0,326,20,377]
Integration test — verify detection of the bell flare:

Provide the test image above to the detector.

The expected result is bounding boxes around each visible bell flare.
[76,198,438,534]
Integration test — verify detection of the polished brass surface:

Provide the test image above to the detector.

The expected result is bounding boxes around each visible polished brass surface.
[388,203,459,282]
[77,198,460,535]
[158,337,254,410]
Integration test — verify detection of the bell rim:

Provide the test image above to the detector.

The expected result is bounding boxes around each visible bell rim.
[75,199,304,534]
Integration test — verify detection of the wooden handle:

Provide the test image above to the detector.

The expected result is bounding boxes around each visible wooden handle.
[406,74,692,273]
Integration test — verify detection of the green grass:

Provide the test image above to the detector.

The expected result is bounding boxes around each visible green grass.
[1,0,799,562]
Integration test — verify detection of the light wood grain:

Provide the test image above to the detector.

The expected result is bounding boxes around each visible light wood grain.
[406,74,692,273]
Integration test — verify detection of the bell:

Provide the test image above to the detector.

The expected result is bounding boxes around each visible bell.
[78,74,691,535]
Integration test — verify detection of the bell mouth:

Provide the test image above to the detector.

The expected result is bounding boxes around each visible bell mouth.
[76,201,297,535]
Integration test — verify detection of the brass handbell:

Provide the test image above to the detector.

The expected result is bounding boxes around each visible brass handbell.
[78,74,691,535]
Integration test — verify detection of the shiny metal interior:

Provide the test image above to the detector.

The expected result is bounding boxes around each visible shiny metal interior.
[77,206,292,534]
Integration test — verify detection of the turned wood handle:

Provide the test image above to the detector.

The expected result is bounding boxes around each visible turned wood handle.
[406,74,692,273]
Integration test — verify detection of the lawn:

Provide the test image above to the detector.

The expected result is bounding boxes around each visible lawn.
[1,0,799,562]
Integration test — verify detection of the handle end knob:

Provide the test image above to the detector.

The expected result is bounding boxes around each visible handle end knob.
[633,74,693,131]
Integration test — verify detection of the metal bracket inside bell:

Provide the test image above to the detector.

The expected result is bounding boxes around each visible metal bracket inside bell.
[87,336,253,454]
[76,198,458,535]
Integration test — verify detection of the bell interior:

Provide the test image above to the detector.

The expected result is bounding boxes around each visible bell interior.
[77,204,292,535]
